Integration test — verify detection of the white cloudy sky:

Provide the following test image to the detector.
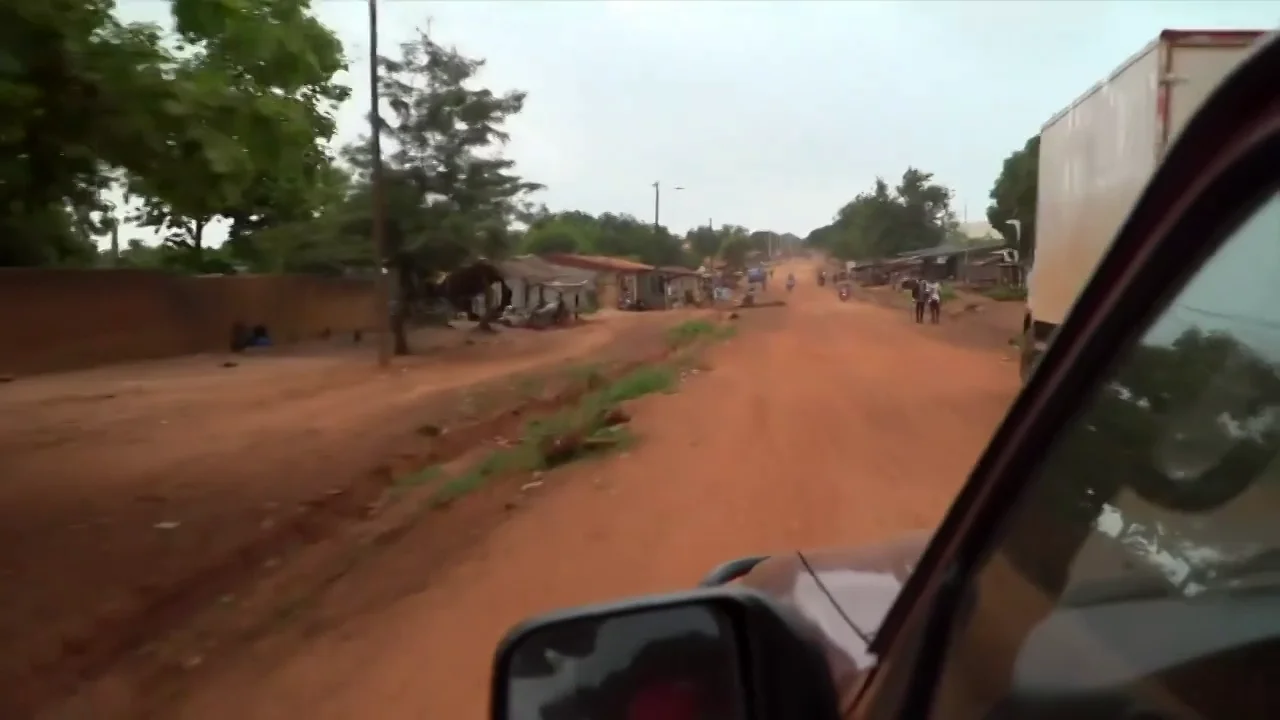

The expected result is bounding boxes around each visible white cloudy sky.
[114,0,1279,245]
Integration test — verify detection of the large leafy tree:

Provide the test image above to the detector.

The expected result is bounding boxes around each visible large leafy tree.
[0,0,348,271]
[805,168,956,261]
[679,223,750,267]
[683,225,724,265]
[987,134,1039,261]
[519,211,694,268]
[340,27,543,352]
[0,0,171,266]
[128,0,349,268]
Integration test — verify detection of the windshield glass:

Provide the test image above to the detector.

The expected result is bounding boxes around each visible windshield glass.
[922,193,1280,720]
[1017,194,1280,600]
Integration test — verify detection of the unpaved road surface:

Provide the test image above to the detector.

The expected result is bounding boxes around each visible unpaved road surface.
[1,312,701,719]
[168,262,1020,720]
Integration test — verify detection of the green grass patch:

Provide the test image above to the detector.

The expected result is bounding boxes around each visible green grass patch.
[665,319,735,349]
[393,464,444,492]
[421,361,688,508]
[516,375,544,398]
[429,448,533,507]
[982,285,1028,302]
[939,282,958,302]
[600,364,678,403]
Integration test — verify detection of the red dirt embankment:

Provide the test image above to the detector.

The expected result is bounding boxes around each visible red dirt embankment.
[0,312,706,719]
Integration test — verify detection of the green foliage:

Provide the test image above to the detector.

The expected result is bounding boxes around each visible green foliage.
[987,134,1039,260]
[681,223,753,268]
[804,168,957,261]
[334,27,545,350]
[426,360,685,507]
[0,0,349,270]
[982,285,1028,302]
[108,237,240,274]
[717,234,753,269]
[665,319,735,349]
[520,210,693,268]
[5,3,787,309]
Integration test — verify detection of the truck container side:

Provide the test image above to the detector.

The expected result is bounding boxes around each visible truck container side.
[1021,29,1267,381]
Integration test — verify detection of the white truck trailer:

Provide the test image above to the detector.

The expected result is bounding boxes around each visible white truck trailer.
[1021,29,1268,380]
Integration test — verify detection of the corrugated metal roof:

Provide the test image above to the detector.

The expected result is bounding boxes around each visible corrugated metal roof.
[544,253,655,273]
[658,265,699,276]
[498,255,596,286]
[896,241,1007,260]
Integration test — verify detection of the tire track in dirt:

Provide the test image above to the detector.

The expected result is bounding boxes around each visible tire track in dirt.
[171,267,1019,720]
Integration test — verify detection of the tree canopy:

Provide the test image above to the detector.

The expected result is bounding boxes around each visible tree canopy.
[1,0,349,271]
[987,134,1039,260]
[5,5,809,353]
[520,210,690,268]
[803,168,958,261]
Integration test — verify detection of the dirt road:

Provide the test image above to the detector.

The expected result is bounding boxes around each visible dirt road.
[165,262,1020,720]
[3,312,702,719]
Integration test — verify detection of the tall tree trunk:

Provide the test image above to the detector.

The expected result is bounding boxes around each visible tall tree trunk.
[392,261,412,354]
[476,283,494,332]
[192,218,206,268]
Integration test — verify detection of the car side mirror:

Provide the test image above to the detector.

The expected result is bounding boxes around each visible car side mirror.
[490,589,842,720]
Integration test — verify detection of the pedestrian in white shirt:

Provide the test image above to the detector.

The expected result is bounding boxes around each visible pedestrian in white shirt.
[925,280,942,324]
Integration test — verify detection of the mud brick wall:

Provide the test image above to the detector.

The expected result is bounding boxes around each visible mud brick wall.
[0,269,377,374]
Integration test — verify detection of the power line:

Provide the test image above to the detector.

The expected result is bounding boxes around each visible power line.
[1171,303,1280,333]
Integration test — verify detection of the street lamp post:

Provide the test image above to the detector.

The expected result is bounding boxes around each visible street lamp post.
[368,0,391,367]
[652,181,684,230]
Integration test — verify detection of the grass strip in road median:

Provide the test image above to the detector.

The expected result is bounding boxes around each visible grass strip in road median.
[427,364,671,507]
[427,319,736,508]
[665,318,737,350]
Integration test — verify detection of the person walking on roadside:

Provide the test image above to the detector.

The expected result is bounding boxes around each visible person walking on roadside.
[912,279,926,323]
[925,280,942,324]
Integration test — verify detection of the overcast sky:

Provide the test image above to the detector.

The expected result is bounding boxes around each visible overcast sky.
[114,0,1280,245]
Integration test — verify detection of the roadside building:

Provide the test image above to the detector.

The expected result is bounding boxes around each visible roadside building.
[543,254,660,309]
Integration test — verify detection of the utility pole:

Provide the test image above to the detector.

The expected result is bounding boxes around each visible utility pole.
[652,181,684,231]
[368,0,391,367]
[652,181,660,229]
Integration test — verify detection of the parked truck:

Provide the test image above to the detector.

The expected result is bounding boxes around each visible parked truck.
[1021,29,1268,380]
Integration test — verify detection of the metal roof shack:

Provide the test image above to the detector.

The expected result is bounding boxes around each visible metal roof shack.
[543,253,655,273]
[896,241,1007,261]
[498,255,595,288]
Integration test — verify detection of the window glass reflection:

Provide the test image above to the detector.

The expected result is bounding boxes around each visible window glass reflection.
[928,193,1280,720]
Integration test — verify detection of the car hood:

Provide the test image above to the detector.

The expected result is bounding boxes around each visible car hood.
[736,530,931,715]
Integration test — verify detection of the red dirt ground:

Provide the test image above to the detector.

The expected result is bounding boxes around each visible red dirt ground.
[101,262,1021,720]
[1,312,706,719]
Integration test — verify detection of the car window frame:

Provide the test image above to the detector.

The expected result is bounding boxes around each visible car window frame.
[854,31,1280,719]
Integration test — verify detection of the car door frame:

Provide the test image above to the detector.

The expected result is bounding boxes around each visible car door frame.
[852,31,1280,718]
